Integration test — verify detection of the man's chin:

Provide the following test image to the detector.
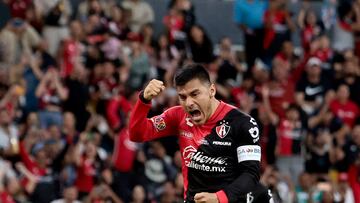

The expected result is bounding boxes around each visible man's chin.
[191,118,204,125]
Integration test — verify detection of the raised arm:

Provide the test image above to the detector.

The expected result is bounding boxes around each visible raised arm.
[129,79,179,142]
[35,70,51,98]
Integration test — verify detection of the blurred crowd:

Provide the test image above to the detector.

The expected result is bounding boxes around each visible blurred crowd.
[0,0,359,202]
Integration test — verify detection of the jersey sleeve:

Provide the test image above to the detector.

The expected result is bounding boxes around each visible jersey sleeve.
[217,115,262,203]
[129,94,179,142]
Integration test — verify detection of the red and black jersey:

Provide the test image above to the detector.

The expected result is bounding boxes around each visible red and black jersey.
[129,94,272,203]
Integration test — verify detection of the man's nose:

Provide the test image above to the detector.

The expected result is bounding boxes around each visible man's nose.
[185,98,195,108]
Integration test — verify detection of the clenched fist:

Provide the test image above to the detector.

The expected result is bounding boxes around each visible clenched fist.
[194,192,219,203]
[143,79,166,100]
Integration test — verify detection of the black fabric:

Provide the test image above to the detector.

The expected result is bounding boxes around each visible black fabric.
[296,75,333,102]
[64,78,91,131]
[30,180,57,203]
[184,109,270,202]
[244,29,264,69]
[305,149,331,174]
[216,60,239,86]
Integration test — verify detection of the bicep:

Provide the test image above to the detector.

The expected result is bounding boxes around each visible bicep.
[149,110,179,136]
[233,116,262,171]
[129,100,181,142]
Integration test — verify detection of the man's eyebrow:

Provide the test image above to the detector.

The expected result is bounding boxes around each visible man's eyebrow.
[190,89,200,94]
[178,89,200,96]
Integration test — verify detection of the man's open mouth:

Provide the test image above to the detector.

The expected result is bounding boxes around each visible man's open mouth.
[189,110,201,119]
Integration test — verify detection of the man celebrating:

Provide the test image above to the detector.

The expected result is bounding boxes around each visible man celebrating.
[129,64,272,203]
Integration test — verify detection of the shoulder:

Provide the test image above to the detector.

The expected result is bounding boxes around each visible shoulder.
[226,106,257,125]
[222,103,259,130]
[164,105,185,114]
[161,105,187,122]
[226,108,260,144]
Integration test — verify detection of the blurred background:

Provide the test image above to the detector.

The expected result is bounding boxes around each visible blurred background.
[0,0,359,203]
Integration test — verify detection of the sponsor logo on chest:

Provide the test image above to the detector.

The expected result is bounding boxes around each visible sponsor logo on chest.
[183,146,228,172]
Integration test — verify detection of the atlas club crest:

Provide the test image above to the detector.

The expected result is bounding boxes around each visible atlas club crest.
[216,120,230,138]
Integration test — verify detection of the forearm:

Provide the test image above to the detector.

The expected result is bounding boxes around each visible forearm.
[35,79,47,97]
[129,95,154,142]
[74,142,84,166]
[217,162,260,203]
[129,94,178,142]
[262,96,278,125]
[55,82,68,100]
[217,174,259,203]
[108,190,123,203]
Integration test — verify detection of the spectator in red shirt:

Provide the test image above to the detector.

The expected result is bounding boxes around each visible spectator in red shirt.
[163,8,185,44]
[19,139,48,180]
[336,57,360,106]
[18,134,60,203]
[230,76,255,114]
[111,126,138,202]
[297,7,323,52]
[276,104,307,185]
[311,35,333,63]
[257,86,279,167]
[74,133,100,199]
[329,84,359,128]
[263,0,295,65]
[106,94,132,132]
[35,68,69,129]
[60,20,86,78]
[7,0,32,19]
[0,161,18,203]
[274,41,301,71]
[267,56,305,118]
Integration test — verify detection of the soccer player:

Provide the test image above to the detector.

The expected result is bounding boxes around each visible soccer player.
[129,64,272,203]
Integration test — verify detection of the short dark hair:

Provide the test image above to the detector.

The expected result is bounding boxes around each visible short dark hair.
[174,64,211,87]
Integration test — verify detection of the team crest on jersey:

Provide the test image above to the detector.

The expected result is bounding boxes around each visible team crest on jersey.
[151,115,166,131]
[216,120,230,138]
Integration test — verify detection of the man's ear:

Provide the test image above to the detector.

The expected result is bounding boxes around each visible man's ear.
[210,83,216,97]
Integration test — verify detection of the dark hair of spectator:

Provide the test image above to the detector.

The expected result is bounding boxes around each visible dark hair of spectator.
[187,24,212,46]
[286,103,300,112]
[337,2,352,21]
[174,64,211,87]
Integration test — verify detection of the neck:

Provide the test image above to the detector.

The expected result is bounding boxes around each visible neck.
[209,99,220,119]
[308,75,320,83]
[38,161,46,168]
[339,98,347,104]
